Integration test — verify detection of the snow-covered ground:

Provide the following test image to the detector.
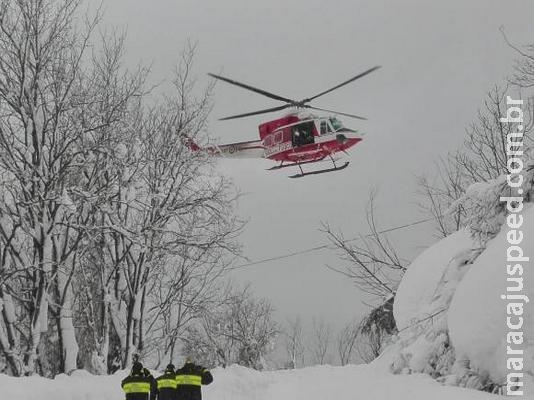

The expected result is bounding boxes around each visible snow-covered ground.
[0,364,499,400]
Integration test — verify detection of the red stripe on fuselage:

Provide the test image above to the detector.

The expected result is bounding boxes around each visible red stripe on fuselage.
[267,136,361,163]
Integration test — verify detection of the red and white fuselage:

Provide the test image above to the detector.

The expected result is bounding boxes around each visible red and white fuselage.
[201,113,363,164]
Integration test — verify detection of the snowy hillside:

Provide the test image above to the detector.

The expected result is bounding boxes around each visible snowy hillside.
[0,364,498,400]
[375,178,534,395]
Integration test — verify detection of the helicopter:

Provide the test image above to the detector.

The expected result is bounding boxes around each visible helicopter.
[185,66,380,178]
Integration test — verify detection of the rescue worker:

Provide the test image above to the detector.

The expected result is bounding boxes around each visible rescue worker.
[175,356,213,400]
[155,364,177,400]
[121,361,153,400]
[143,367,158,400]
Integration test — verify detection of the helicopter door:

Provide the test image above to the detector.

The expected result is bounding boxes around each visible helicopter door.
[291,121,315,147]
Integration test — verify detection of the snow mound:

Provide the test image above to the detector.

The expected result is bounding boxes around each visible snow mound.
[0,364,498,400]
[1,370,128,400]
[375,227,477,378]
[448,205,534,385]
[373,229,481,379]
[381,198,533,394]
[394,229,477,331]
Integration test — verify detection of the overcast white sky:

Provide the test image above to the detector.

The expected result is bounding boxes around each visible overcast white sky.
[101,1,534,332]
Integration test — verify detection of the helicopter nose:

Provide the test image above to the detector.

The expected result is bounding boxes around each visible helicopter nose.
[336,133,348,144]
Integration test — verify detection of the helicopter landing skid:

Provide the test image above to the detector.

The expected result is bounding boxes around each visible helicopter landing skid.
[289,161,350,178]
[267,156,328,171]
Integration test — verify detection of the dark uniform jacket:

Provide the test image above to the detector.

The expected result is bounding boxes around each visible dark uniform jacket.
[121,373,154,400]
[175,362,213,400]
[155,371,177,400]
[144,369,157,400]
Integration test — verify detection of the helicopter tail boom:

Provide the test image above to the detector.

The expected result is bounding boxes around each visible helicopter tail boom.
[216,140,265,158]
[183,135,265,159]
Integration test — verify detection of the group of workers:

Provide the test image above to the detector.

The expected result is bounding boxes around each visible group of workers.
[121,357,213,400]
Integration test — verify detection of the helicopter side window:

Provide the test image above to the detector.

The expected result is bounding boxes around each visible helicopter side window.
[292,122,315,147]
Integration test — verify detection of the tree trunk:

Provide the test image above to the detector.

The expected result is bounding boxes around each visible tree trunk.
[0,290,23,375]
[58,289,79,373]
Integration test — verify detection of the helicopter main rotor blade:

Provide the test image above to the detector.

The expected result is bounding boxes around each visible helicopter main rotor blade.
[305,66,381,103]
[219,104,292,121]
[208,73,295,104]
[304,105,367,120]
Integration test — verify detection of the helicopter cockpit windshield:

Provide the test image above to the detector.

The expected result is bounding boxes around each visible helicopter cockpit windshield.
[329,117,344,131]
[319,117,344,135]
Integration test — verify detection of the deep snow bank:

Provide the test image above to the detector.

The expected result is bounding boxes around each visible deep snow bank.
[374,229,480,379]
[448,205,534,385]
[380,192,533,394]
[393,229,476,331]
[0,364,498,400]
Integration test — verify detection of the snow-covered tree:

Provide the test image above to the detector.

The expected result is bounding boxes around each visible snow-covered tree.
[72,43,241,371]
[0,1,240,376]
[309,317,331,365]
[0,0,148,376]
[283,316,305,369]
[336,319,359,366]
[418,85,533,238]
[182,284,277,370]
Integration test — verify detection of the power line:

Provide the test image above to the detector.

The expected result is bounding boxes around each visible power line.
[230,217,433,270]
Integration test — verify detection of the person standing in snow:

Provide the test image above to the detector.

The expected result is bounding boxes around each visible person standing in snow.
[175,356,213,400]
[155,364,177,400]
[121,362,154,400]
[143,367,158,400]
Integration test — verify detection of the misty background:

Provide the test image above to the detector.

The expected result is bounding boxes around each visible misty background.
[95,0,534,331]
[0,0,533,386]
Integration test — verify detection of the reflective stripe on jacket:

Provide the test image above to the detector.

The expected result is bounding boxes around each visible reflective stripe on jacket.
[157,378,177,389]
[176,374,202,386]
[123,382,151,394]
[155,372,177,400]
[121,374,153,400]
